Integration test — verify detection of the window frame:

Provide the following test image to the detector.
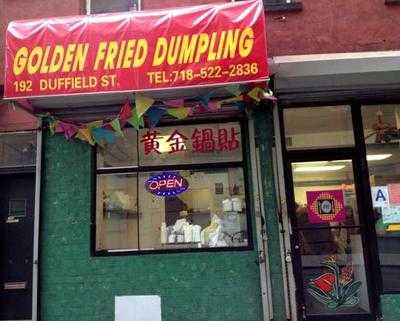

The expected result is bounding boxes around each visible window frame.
[87,0,140,14]
[263,0,303,12]
[86,0,302,15]
[359,103,400,295]
[91,117,254,256]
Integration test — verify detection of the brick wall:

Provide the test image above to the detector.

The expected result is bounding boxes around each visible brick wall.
[0,0,82,85]
[2,0,400,87]
[267,0,400,56]
[40,133,265,321]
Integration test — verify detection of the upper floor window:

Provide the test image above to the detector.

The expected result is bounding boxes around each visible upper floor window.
[88,0,301,14]
[89,0,138,14]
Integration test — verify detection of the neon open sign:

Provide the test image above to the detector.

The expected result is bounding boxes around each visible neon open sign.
[145,173,189,197]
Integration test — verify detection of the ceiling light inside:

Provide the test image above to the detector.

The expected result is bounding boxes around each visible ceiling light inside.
[294,165,345,173]
[367,154,392,161]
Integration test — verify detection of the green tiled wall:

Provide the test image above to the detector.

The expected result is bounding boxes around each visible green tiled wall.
[39,133,266,321]
[382,294,400,321]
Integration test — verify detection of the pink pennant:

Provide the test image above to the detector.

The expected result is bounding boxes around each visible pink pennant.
[191,103,208,114]
[163,99,184,108]
[208,100,221,112]
[118,100,132,121]
[55,121,64,134]
[57,121,78,139]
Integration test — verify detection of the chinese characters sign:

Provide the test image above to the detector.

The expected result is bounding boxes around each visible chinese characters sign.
[4,0,268,99]
[306,190,346,224]
[140,126,240,155]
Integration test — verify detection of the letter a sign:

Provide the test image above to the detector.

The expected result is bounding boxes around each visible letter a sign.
[371,186,389,207]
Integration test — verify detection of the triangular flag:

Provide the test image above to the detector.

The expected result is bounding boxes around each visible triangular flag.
[191,103,208,115]
[76,127,95,146]
[55,121,64,134]
[146,107,167,127]
[163,99,184,108]
[92,128,115,144]
[220,96,243,104]
[135,94,154,116]
[118,100,132,121]
[56,121,78,139]
[226,84,242,96]
[86,120,103,129]
[198,94,211,108]
[111,118,124,137]
[247,87,264,102]
[167,107,191,120]
[234,101,247,112]
[208,101,221,112]
[102,122,113,131]
[48,120,58,136]
[127,109,144,130]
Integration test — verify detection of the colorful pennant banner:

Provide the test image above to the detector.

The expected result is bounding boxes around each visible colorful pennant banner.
[44,83,276,146]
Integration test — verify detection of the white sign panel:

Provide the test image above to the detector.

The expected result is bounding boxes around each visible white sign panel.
[382,206,400,224]
[371,186,389,207]
[115,295,161,321]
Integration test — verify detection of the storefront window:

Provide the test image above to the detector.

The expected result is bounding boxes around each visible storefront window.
[0,132,36,168]
[292,160,371,315]
[97,130,138,168]
[95,122,249,253]
[362,104,400,292]
[283,106,354,150]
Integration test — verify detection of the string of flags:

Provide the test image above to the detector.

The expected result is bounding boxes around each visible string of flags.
[44,83,276,146]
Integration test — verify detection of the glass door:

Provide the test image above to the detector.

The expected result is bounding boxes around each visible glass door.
[288,159,373,320]
[280,105,381,321]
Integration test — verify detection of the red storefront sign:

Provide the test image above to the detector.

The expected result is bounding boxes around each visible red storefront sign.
[4,0,268,99]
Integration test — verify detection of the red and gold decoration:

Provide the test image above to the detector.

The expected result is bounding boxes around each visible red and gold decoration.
[308,256,361,309]
[306,190,346,224]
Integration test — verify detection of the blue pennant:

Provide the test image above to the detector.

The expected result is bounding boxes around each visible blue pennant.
[92,128,115,144]
[234,101,247,112]
[197,93,211,109]
[146,107,167,127]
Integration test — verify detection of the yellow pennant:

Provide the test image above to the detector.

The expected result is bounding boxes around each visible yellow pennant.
[85,120,103,129]
[220,95,243,104]
[247,87,264,102]
[76,127,95,146]
[135,94,154,117]
[167,107,191,120]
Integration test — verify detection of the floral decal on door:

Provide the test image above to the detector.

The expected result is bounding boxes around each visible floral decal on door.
[308,256,362,309]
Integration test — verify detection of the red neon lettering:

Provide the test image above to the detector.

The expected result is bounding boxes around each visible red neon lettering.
[149,181,159,190]
[175,178,183,187]
[148,177,184,191]
[166,179,174,188]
